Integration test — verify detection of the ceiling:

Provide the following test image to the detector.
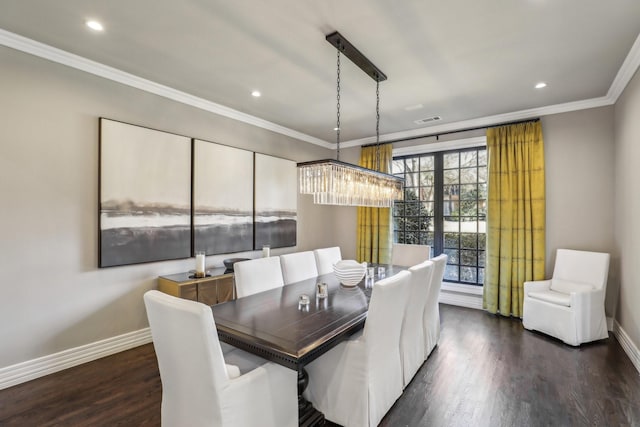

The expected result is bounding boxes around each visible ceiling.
[1,0,640,147]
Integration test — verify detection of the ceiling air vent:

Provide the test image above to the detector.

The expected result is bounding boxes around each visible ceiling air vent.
[414,116,442,125]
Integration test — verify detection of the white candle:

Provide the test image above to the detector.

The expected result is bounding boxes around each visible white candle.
[262,245,270,258]
[195,252,206,276]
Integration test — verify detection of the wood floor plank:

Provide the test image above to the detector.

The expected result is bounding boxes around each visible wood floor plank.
[1,305,639,426]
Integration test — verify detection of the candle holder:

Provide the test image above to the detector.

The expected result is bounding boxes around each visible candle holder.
[195,251,206,278]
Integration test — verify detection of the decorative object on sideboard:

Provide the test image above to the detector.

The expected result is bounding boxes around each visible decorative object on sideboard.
[223,257,250,273]
[194,251,206,278]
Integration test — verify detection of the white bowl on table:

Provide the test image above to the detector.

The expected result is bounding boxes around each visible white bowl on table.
[333,260,367,287]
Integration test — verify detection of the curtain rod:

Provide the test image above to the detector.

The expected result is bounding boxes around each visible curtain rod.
[362,117,540,148]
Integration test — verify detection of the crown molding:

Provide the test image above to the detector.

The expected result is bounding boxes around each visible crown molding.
[0,29,333,149]
[608,32,640,102]
[341,95,614,148]
[2,27,638,151]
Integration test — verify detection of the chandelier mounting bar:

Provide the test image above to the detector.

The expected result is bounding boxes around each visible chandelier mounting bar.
[325,31,387,82]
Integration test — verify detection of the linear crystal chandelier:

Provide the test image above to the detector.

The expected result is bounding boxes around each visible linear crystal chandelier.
[297,32,404,208]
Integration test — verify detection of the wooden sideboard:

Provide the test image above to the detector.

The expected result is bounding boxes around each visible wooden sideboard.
[158,267,235,306]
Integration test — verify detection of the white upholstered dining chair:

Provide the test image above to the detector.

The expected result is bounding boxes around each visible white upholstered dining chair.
[313,246,342,275]
[523,249,610,346]
[400,260,434,388]
[279,251,319,285]
[304,270,411,427]
[424,253,447,358]
[391,243,431,267]
[143,290,297,427]
[234,256,284,298]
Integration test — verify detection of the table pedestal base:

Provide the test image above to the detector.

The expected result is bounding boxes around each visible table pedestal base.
[298,367,325,426]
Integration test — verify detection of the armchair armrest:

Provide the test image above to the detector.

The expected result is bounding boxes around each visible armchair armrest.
[570,288,607,344]
[524,279,551,294]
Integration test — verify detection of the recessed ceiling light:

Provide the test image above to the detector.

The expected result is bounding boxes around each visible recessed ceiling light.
[86,20,104,31]
[404,104,424,111]
[535,82,547,89]
[333,127,340,131]
[251,90,261,97]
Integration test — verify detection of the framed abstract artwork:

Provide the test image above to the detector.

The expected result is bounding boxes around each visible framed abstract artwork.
[99,118,191,267]
[254,153,297,249]
[193,139,254,255]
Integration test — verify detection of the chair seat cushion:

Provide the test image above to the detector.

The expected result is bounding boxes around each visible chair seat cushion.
[527,289,571,307]
[549,278,594,294]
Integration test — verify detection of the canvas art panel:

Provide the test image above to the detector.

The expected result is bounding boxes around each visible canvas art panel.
[254,153,297,249]
[193,139,254,255]
[99,119,191,267]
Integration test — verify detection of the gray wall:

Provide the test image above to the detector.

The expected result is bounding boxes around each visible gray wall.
[614,68,640,350]
[0,46,334,367]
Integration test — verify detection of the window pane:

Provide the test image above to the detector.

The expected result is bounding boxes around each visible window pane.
[392,159,405,174]
[478,166,487,183]
[405,217,420,231]
[443,218,460,232]
[460,184,477,200]
[444,233,459,248]
[478,268,485,284]
[460,201,478,216]
[479,251,485,267]
[444,152,459,169]
[460,266,477,283]
[420,186,435,202]
[405,172,420,187]
[444,249,459,264]
[444,169,459,184]
[444,264,459,281]
[460,167,478,184]
[460,151,477,168]
[405,158,419,173]
[420,156,434,171]
[478,233,486,250]
[460,219,477,233]
[420,201,434,216]
[460,233,477,249]
[478,150,487,166]
[478,183,487,199]
[460,250,477,266]
[405,189,418,201]
[420,171,434,186]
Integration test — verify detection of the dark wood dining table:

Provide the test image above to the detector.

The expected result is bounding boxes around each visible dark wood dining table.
[210,263,405,427]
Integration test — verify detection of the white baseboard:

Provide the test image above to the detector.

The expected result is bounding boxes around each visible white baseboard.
[0,328,152,390]
[612,320,640,376]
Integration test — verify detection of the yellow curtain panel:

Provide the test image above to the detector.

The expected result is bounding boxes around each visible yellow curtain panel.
[356,143,393,264]
[483,121,546,317]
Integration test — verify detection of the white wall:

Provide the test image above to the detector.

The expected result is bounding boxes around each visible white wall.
[614,68,640,350]
[0,46,335,368]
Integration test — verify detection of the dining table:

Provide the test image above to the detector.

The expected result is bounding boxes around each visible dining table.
[210,263,406,427]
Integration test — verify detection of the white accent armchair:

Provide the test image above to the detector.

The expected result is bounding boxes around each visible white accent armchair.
[522,249,610,346]
[304,271,411,427]
[392,243,431,267]
[143,290,297,427]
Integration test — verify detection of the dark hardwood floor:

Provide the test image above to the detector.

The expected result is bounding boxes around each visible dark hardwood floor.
[1,305,639,426]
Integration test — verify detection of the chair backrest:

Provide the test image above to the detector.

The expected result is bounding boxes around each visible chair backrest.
[280,251,319,285]
[234,257,284,298]
[313,246,342,275]
[427,254,447,305]
[400,260,435,385]
[392,243,431,267]
[552,249,610,291]
[144,290,227,425]
[363,270,411,419]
